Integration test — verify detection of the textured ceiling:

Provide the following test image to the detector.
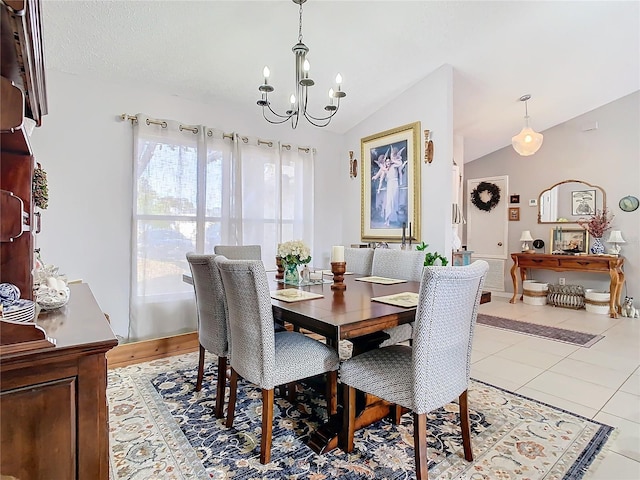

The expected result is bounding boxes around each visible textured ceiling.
[41,0,639,162]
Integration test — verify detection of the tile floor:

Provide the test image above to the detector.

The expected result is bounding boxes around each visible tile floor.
[474,295,640,479]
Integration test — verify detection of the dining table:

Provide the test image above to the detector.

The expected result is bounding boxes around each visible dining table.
[183,269,491,454]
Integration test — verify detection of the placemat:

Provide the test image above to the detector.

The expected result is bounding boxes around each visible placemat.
[356,276,407,285]
[371,292,419,307]
[270,289,324,303]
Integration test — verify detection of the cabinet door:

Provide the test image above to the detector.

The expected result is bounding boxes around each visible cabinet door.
[1,377,77,479]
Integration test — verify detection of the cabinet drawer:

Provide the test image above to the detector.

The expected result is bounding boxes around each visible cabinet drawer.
[556,258,609,272]
[518,257,559,269]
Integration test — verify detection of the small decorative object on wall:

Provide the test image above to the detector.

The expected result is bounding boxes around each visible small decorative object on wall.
[424,129,433,163]
[572,189,596,215]
[471,181,501,212]
[361,121,421,242]
[550,227,589,254]
[509,194,520,204]
[619,195,639,212]
[349,150,358,178]
[529,198,538,207]
[32,163,49,209]
[509,207,520,221]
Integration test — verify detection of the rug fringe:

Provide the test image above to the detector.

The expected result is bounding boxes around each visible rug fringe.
[581,427,619,479]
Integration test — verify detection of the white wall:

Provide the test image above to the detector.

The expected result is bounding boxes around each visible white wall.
[341,65,454,255]
[29,70,343,337]
[464,91,640,299]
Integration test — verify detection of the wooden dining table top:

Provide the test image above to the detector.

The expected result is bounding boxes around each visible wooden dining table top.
[269,272,421,343]
[183,269,490,345]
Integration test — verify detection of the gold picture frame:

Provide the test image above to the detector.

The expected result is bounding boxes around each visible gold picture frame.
[361,121,421,242]
[550,227,590,254]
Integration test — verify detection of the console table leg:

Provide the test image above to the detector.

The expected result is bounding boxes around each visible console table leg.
[510,262,519,303]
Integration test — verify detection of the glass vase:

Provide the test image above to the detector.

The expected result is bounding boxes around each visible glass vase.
[284,261,300,285]
[590,237,605,255]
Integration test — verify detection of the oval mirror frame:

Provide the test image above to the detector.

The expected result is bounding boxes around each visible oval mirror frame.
[537,179,606,224]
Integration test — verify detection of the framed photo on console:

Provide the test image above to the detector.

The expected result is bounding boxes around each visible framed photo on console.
[361,121,421,242]
[550,227,589,254]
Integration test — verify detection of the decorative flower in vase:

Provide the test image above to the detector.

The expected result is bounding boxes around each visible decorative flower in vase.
[577,208,614,239]
[578,208,614,254]
[277,240,312,266]
[277,240,311,284]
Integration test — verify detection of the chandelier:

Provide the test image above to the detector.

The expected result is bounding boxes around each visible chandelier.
[257,0,346,128]
[511,94,543,156]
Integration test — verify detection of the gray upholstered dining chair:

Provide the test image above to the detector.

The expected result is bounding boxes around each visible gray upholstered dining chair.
[371,248,426,347]
[215,258,340,464]
[213,244,262,260]
[344,247,374,275]
[339,260,489,480]
[185,253,229,419]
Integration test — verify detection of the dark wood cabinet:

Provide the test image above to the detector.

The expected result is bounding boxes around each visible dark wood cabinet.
[0,4,117,479]
[1,283,118,479]
[1,0,47,299]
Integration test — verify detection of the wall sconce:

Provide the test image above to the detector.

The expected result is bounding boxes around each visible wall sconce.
[349,150,358,178]
[424,130,434,163]
[606,230,625,255]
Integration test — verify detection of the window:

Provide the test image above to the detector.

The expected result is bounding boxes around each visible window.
[129,116,314,341]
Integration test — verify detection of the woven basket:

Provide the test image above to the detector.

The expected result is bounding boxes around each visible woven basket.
[584,289,610,315]
[523,280,548,306]
[547,284,585,309]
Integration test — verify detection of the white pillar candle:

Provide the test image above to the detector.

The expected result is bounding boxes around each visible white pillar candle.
[331,245,345,262]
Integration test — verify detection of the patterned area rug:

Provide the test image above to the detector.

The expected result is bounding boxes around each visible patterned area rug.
[476,314,604,347]
[107,352,613,479]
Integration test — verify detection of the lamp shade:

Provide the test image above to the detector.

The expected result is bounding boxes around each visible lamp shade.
[606,230,625,243]
[519,230,534,242]
[512,127,543,156]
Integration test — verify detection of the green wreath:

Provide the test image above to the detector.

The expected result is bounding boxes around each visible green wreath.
[471,181,501,212]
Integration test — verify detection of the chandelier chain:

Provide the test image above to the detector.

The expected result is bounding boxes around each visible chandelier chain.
[298,2,303,43]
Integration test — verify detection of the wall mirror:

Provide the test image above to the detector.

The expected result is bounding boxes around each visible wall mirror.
[538,180,606,224]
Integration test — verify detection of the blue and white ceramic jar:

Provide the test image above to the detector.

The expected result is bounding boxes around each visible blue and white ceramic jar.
[0,283,21,308]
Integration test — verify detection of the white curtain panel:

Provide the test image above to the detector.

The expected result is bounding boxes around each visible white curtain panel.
[129,115,314,341]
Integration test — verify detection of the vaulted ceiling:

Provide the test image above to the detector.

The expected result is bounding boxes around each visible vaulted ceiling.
[41,0,639,162]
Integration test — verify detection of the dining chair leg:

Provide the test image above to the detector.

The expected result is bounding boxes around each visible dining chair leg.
[225,368,239,428]
[391,404,403,424]
[459,389,473,462]
[341,385,356,453]
[196,344,205,392]
[325,370,338,415]
[287,382,297,404]
[413,412,429,480]
[214,356,227,418]
[260,388,274,464]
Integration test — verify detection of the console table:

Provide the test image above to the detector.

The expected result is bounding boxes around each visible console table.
[510,253,625,318]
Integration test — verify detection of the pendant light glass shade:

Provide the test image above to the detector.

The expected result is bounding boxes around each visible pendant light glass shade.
[512,94,543,156]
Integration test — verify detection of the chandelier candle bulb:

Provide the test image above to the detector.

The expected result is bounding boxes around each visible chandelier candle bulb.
[331,246,345,263]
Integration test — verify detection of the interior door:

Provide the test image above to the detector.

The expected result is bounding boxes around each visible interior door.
[466,176,509,259]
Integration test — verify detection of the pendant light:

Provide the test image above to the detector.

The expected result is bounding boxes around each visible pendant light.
[512,94,543,156]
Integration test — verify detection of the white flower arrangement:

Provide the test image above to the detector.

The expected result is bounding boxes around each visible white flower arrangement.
[278,240,311,265]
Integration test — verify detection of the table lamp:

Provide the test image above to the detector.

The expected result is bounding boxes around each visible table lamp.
[606,230,625,255]
[452,203,466,251]
[520,230,534,252]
